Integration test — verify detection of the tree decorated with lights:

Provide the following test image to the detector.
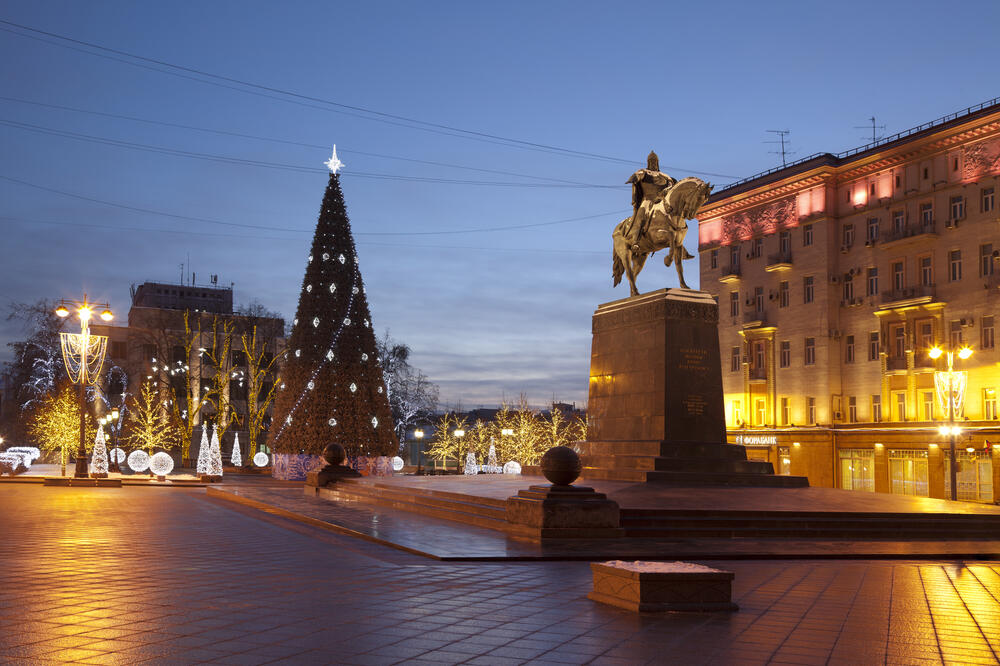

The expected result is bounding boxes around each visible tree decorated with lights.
[90,425,109,478]
[208,426,223,477]
[266,147,397,460]
[230,432,242,467]
[195,426,210,475]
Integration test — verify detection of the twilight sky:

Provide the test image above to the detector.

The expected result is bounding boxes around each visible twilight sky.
[1,1,998,409]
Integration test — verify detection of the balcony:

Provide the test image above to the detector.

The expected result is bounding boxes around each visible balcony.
[886,357,908,372]
[986,272,1000,294]
[880,285,936,308]
[719,265,741,283]
[742,309,768,329]
[880,220,937,247]
[748,367,767,382]
[765,251,793,272]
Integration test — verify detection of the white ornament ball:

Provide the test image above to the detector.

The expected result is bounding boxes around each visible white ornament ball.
[328,418,337,426]
[352,286,360,294]
[361,353,368,361]
[110,447,126,464]
[322,252,330,260]
[149,452,174,476]
[307,380,315,390]
[295,349,301,358]
[349,383,357,393]
[306,284,312,293]
[503,461,522,475]
[343,317,351,325]
[392,456,404,472]
[127,450,150,472]
[377,386,383,394]
[308,255,313,263]
[326,350,334,361]
[253,452,269,467]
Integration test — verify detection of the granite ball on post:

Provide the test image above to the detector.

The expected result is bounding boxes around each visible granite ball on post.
[305,443,361,488]
[540,446,582,486]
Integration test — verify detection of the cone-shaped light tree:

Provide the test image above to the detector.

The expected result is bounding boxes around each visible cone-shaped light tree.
[266,149,397,461]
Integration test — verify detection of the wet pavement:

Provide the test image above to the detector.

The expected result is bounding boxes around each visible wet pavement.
[1,483,999,665]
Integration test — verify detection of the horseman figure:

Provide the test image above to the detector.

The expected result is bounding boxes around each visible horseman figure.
[612,150,713,296]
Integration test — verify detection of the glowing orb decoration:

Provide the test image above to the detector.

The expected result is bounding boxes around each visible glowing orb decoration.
[149,452,174,476]
[127,450,150,472]
[343,317,351,325]
[503,461,522,475]
[326,350,334,361]
[306,284,312,293]
[307,381,315,390]
[338,253,346,264]
[293,318,298,326]
[328,418,337,426]
[349,383,357,393]
[361,353,368,361]
[308,255,313,263]
[364,319,369,328]
[371,416,378,428]
[295,349,301,357]
[392,456,404,472]
[253,452,269,467]
[323,252,330,260]
[285,415,293,425]
[377,386,383,394]
[352,286,360,294]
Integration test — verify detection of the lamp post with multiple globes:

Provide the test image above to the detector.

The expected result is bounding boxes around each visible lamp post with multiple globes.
[55,297,113,478]
[929,344,973,501]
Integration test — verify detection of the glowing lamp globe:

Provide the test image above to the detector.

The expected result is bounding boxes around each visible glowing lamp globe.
[928,347,943,359]
[958,346,973,360]
[149,452,174,477]
[100,309,113,322]
[55,305,69,317]
[503,461,522,475]
[110,447,126,464]
[127,450,150,472]
[253,452,269,467]
[391,456,404,472]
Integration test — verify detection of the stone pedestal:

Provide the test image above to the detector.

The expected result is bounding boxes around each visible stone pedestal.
[581,288,807,486]
[588,561,738,612]
[305,465,361,488]
[505,484,623,539]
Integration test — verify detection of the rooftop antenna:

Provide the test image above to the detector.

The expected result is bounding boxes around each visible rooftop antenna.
[179,262,184,284]
[765,130,794,167]
[855,116,886,144]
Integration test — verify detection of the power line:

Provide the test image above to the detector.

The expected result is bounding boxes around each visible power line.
[0,174,627,236]
[0,19,739,180]
[0,118,620,189]
[0,95,614,187]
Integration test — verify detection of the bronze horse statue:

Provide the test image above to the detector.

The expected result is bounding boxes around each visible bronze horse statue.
[612,177,713,296]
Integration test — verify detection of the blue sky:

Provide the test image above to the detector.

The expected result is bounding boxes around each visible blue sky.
[2,1,998,408]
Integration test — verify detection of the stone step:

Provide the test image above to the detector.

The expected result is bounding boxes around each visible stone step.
[576,440,749,460]
[623,525,1000,539]
[328,481,508,529]
[580,466,807,487]
[581,454,772,474]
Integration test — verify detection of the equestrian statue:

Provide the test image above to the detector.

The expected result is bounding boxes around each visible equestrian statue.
[612,151,713,296]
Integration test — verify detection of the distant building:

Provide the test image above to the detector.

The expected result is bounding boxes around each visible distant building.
[698,97,1000,502]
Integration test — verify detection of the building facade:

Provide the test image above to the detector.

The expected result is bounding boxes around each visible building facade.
[698,98,1000,502]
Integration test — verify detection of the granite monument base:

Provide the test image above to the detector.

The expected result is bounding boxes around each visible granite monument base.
[505,484,624,539]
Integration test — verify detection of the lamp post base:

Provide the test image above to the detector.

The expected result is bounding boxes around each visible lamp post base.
[73,455,89,479]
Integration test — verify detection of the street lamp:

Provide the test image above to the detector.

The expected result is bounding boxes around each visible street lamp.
[55,296,112,478]
[929,344,973,501]
[107,408,121,473]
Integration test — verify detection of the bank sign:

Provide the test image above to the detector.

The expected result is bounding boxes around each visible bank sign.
[734,434,777,446]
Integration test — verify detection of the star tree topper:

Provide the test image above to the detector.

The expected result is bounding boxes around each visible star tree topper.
[324,145,344,174]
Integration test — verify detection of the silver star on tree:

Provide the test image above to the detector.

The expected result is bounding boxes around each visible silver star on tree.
[324,145,344,174]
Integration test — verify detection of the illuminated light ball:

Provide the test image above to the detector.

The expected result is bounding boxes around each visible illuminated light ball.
[328,418,337,426]
[306,284,312,293]
[392,456,404,472]
[326,350,334,361]
[293,318,298,326]
[149,452,174,476]
[253,452,269,467]
[322,252,330,260]
[503,461,522,475]
[377,386,383,394]
[127,450,150,472]
[352,286,360,294]
[295,349,301,357]
[349,383,357,393]
[364,319,369,328]
[308,255,313,263]
[307,380,315,390]
[110,447,127,464]
[343,317,351,325]
[361,353,368,361]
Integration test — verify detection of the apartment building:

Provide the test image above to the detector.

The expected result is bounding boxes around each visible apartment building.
[698,98,1000,502]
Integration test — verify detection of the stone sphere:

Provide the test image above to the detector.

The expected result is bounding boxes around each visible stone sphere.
[322,443,347,466]
[540,446,581,486]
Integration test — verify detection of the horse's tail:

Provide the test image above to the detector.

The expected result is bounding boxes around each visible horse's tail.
[612,251,624,287]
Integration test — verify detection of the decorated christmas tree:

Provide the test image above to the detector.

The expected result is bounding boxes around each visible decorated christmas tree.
[208,426,223,477]
[266,147,397,461]
[91,427,109,478]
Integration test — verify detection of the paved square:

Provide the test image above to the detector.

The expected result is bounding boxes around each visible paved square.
[1,484,998,664]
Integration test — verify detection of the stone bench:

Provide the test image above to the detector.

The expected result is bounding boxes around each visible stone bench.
[588,560,738,612]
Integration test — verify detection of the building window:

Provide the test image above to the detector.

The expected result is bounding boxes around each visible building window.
[983,187,995,213]
[894,391,906,421]
[980,244,994,276]
[729,291,739,317]
[778,280,789,308]
[753,340,765,370]
[950,195,965,221]
[923,391,934,421]
[872,395,882,422]
[919,255,933,286]
[918,321,933,351]
[779,230,791,255]
[732,400,742,426]
[845,335,855,364]
[984,389,998,420]
[892,210,905,234]
[778,446,791,475]
[866,267,878,296]
[866,217,879,243]
[842,223,855,248]
[779,340,790,368]
[923,167,929,180]
[842,276,854,301]
[807,397,816,424]
[730,346,741,372]
[754,398,766,426]
[869,332,880,361]
[804,338,816,366]
[950,320,963,347]
[750,237,763,259]
[892,325,905,359]
[781,398,790,426]
[803,276,814,304]
[891,260,905,292]
[945,452,994,501]
[848,396,857,423]
[710,249,718,269]
[730,245,741,269]
[889,450,928,497]
[839,449,874,492]
[754,286,764,313]
[949,249,962,281]
[895,174,901,188]
[982,315,995,350]
[802,223,813,247]
[920,202,933,225]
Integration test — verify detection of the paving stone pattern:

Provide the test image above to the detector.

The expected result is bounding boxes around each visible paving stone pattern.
[1,484,999,665]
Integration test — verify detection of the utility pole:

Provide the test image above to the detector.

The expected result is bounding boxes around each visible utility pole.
[765,130,793,167]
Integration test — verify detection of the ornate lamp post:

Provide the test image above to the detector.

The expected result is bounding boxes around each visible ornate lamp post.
[929,344,973,501]
[413,428,424,474]
[55,297,112,478]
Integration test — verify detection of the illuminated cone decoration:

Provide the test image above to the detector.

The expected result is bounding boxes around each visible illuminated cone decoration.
[91,427,109,477]
[266,170,397,458]
[231,433,242,467]
[196,426,209,474]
